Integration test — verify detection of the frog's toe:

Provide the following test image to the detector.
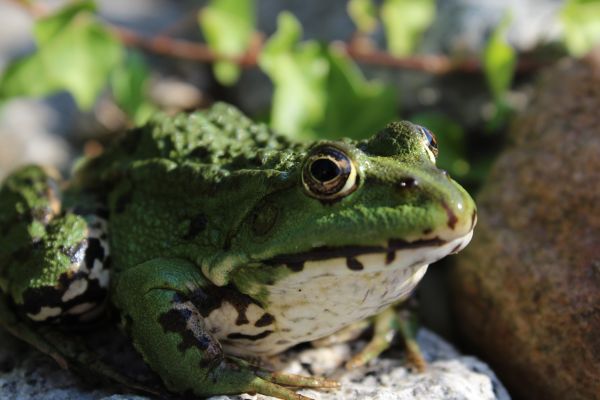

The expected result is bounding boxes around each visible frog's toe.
[346,306,427,372]
[345,307,396,369]
[248,370,339,400]
[227,358,338,399]
[255,369,340,389]
[249,378,317,400]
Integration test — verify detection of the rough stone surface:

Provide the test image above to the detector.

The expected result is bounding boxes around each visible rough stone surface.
[451,51,600,400]
[0,326,509,400]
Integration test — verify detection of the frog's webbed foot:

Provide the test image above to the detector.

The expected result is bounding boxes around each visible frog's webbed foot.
[345,306,426,372]
[226,358,339,400]
[113,258,339,400]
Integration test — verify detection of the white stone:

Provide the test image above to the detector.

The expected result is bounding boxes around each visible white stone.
[0,326,510,400]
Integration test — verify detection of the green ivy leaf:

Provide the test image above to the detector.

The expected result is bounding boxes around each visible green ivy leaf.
[561,0,600,57]
[348,0,378,34]
[110,53,155,125]
[199,0,256,86]
[259,12,329,138]
[483,14,516,102]
[260,12,399,140]
[381,0,435,57]
[317,49,397,140]
[34,0,96,44]
[0,2,122,110]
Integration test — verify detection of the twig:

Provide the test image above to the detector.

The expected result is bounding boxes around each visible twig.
[113,27,544,75]
[8,0,547,75]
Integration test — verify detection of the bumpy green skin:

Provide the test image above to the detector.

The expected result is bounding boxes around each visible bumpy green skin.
[0,103,475,398]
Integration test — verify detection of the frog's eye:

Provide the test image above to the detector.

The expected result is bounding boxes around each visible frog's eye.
[302,146,358,200]
[418,125,438,162]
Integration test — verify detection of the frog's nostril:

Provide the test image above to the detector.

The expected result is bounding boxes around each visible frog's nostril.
[397,177,418,189]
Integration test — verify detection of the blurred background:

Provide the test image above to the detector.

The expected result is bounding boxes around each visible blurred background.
[0,1,599,397]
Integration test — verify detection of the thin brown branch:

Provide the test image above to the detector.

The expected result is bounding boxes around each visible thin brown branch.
[338,41,482,74]
[8,0,547,75]
[113,27,545,75]
[112,26,222,64]
[111,25,262,68]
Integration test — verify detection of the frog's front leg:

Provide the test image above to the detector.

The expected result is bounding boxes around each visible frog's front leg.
[113,258,338,400]
[0,165,110,323]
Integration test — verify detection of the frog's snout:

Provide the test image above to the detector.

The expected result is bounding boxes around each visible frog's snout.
[436,176,477,240]
[402,168,476,241]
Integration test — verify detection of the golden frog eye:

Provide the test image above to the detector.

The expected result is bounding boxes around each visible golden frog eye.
[302,146,358,200]
[418,125,439,161]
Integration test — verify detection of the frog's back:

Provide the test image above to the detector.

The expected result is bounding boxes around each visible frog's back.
[72,103,308,273]
[75,103,302,189]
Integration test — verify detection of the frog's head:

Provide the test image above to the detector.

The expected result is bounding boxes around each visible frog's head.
[202,121,476,286]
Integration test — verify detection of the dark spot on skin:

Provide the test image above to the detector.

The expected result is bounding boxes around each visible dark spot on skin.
[115,192,133,214]
[85,238,105,269]
[255,313,275,327]
[189,284,263,327]
[183,213,208,240]
[227,330,273,341]
[102,255,113,270]
[397,177,417,189]
[451,244,462,254]
[286,261,304,272]
[158,306,212,352]
[441,200,458,230]
[190,146,211,160]
[268,238,446,265]
[346,257,364,271]
[385,251,396,265]
[422,228,432,235]
[276,339,290,345]
[236,314,249,326]
[19,271,107,323]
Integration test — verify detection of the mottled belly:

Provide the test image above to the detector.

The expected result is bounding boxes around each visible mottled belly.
[205,256,427,357]
[203,231,471,357]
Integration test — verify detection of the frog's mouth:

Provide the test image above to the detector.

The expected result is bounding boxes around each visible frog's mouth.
[264,230,473,271]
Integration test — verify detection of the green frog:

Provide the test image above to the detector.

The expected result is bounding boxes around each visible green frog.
[0,103,476,399]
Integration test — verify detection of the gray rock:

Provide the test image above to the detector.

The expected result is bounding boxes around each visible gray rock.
[451,52,600,400]
[0,99,72,180]
[0,326,509,400]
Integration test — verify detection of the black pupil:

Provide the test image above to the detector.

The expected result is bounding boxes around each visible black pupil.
[310,158,340,182]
